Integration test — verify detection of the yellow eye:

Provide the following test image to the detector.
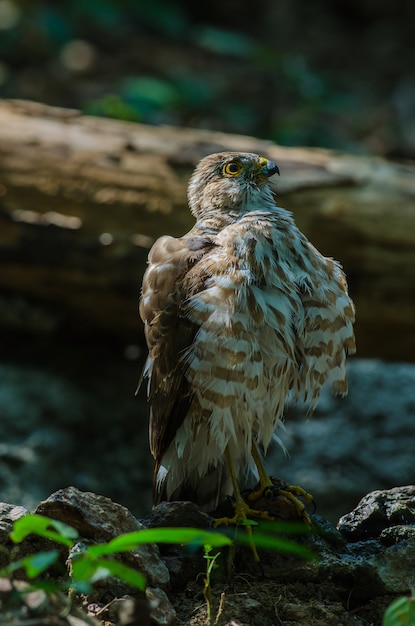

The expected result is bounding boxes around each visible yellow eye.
[223,161,243,176]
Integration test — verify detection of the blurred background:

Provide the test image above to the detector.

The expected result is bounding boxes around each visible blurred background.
[0,0,414,522]
[1,0,415,157]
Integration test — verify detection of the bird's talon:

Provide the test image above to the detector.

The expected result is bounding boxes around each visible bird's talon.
[246,480,314,526]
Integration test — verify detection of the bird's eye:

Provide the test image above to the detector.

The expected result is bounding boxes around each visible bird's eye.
[223,162,243,176]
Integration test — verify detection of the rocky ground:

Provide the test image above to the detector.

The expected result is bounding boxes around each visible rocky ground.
[1,485,415,625]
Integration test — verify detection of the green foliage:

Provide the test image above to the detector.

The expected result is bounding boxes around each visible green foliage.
[238,519,315,560]
[2,514,234,595]
[10,514,78,547]
[383,595,415,626]
[0,0,409,156]
[4,550,60,579]
[87,527,232,556]
[0,0,366,151]
[2,511,409,626]
[203,544,222,626]
[236,526,314,558]
[0,512,314,615]
[84,76,182,123]
[194,26,257,58]
[84,93,142,122]
[134,1,189,39]
[71,555,146,593]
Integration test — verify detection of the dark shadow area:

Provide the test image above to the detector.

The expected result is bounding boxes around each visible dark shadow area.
[0,331,153,515]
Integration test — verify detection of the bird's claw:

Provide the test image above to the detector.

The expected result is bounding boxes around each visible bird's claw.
[246,481,315,526]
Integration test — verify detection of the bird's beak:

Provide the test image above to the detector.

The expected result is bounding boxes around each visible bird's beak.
[258,157,280,178]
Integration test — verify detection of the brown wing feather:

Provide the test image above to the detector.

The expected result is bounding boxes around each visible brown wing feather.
[139,233,215,491]
[292,238,356,411]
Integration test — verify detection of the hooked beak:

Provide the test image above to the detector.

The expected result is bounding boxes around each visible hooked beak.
[257,156,280,178]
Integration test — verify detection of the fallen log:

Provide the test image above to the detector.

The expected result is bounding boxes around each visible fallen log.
[0,99,414,361]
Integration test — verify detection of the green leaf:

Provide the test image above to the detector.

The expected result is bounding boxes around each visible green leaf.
[87,527,232,557]
[121,77,180,108]
[70,580,92,594]
[1,550,60,579]
[72,556,145,591]
[383,596,415,626]
[71,554,99,581]
[236,531,315,559]
[10,515,78,547]
[22,551,61,578]
[192,26,256,58]
[94,560,146,590]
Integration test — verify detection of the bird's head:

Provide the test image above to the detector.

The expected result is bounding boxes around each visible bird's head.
[187,152,280,221]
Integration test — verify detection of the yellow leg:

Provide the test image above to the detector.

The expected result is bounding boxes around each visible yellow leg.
[250,441,274,492]
[214,446,273,562]
[213,443,314,562]
[247,442,314,525]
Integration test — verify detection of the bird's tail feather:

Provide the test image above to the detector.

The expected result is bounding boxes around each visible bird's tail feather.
[153,462,233,514]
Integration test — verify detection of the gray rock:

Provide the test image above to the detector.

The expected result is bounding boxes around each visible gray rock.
[2,487,415,624]
[333,486,415,595]
[142,501,212,529]
[0,503,28,570]
[369,537,415,593]
[146,587,177,626]
[0,503,28,541]
[130,541,171,590]
[35,486,143,540]
[106,595,152,626]
[337,485,415,542]
[36,486,170,589]
[380,525,415,546]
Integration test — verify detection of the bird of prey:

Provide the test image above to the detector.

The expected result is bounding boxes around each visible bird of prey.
[139,151,355,522]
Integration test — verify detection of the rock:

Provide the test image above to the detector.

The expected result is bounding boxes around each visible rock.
[0,503,28,541]
[369,537,415,594]
[337,485,415,542]
[142,501,212,529]
[129,541,170,590]
[0,503,29,570]
[35,486,143,540]
[36,487,170,589]
[380,525,415,546]
[141,497,414,605]
[106,595,152,626]
[97,589,177,626]
[141,502,213,593]
[146,587,177,626]
[335,486,415,595]
[1,487,415,624]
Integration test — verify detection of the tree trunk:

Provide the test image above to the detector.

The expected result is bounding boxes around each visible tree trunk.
[0,99,414,361]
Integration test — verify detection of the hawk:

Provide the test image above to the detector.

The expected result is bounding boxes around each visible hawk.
[139,152,355,518]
